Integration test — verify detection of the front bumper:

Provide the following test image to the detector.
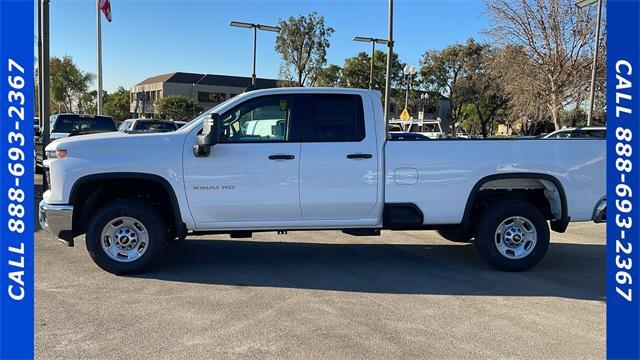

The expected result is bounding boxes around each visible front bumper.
[39,200,75,246]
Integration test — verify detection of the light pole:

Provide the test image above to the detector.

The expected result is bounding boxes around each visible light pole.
[353,37,389,89]
[229,21,280,89]
[420,92,429,118]
[383,0,394,127]
[576,0,603,126]
[403,65,417,111]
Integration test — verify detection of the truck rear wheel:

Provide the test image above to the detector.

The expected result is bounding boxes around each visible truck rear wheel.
[86,199,167,274]
[437,227,473,243]
[474,199,549,271]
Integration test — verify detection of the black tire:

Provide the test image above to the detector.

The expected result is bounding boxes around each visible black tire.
[86,199,167,274]
[437,227,473,243]
[474,199,550,271]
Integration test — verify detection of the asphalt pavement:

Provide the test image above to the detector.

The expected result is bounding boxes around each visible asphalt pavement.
[34,175,605,359]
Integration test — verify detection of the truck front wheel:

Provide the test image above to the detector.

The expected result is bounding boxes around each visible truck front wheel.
[474,200,549,271]
[86,199,167,274]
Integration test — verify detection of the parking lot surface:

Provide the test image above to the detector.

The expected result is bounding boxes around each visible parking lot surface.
[35,175,605,359]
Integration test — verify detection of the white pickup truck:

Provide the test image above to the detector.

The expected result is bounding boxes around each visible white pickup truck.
[39,88,606,274]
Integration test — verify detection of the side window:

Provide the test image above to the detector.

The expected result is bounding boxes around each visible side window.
[305,94,365,142]
[219,95,292,143]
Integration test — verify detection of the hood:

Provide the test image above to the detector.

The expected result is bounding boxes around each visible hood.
[45,130,181,153]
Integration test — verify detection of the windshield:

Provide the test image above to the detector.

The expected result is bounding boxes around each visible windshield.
[52,115,116,133]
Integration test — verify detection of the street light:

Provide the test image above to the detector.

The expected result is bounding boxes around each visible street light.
[403,65,417,111]
[353,36,389,89]
[575,0,602,126]
[229,21,280,88]
[420,92,429,116]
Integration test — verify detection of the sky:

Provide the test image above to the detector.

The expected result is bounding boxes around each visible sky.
[44,0,488,92]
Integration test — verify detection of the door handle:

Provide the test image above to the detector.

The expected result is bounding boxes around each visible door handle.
[268,154,295,160]
[346,153,373,159]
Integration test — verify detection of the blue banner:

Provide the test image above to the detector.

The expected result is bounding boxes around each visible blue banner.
[607,0,640,359]
[0,0,35,359]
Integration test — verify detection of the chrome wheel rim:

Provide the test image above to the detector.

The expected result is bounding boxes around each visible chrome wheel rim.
[100,216,149,263]
[494,216,537,260]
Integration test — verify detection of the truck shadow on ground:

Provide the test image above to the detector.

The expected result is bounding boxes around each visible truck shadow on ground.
[140,238,605,301]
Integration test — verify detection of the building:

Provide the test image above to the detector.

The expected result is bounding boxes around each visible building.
[130,72,278,118]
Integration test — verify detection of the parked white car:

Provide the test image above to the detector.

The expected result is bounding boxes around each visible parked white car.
[388,118,447,139]
[542,126,606,139]
[40,88,605,274]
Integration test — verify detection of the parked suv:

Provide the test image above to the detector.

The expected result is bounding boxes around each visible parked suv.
[35,114,117,170]
[118,118,178,133]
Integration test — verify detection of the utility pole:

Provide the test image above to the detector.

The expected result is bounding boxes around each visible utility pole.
[587,0,602,126]
[96,1,103,115]
[383,0,394,130]
[40,0,51,188]
[37,0,43,125]
[576,0,603,126]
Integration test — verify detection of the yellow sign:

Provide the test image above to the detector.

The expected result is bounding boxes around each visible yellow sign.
[400,108,411,121]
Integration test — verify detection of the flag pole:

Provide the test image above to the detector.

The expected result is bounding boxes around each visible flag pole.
[96,0,103,115]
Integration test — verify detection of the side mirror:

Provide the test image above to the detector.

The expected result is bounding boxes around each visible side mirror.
[193,113,222,157]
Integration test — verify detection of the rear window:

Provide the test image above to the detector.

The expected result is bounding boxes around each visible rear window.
[52,115,116,133]
[304,94,365,142]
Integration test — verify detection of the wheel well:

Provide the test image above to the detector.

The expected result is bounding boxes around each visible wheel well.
[69,174,183,238]
[462,174,568,233]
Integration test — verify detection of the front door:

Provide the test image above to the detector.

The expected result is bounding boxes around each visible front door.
[183,94,302,227]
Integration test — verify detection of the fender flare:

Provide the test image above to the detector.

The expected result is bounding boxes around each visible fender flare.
[460,172,570,233]
[69,172,186,237]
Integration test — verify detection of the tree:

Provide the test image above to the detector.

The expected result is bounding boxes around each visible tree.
[315,64,343,87]
[155,95,203,121]
[103,87,132,121]
[457,46,510,138]
[420,39,484,131]
[50,55,94,113]
[488,45,550,135]
[341,50,404,92]
[485,0,603,130]
[275,12,334,86]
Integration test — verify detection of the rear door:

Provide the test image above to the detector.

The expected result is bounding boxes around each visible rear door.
[298,93,379,220]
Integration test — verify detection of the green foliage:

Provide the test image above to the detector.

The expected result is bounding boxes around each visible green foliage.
[341,50,404,92]
[103,87,132,121]
[419,39,485,126]
[50,55,95,113]
[275,12,334,86]
[155,95,203,121]
[315,64,343,87]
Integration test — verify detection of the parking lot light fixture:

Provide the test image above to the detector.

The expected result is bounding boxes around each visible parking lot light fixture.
[230,21,281,88]
[403,65,417,111]
[353,36,389,89]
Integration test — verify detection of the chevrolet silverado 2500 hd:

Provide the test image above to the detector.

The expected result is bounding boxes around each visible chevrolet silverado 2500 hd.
[39,88,606,274]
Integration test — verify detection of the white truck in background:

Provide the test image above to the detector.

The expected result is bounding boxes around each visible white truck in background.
[39,88,606,274]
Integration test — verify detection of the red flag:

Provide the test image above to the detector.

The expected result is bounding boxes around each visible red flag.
[99,0,112,22]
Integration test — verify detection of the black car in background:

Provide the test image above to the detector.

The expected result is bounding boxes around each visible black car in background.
[35,114,117,171]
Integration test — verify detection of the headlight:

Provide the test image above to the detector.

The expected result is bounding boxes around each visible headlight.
[46,149,67,159]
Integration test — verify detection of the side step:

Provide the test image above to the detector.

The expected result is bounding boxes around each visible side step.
[341,228,381,237]
[229,231,252,238]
